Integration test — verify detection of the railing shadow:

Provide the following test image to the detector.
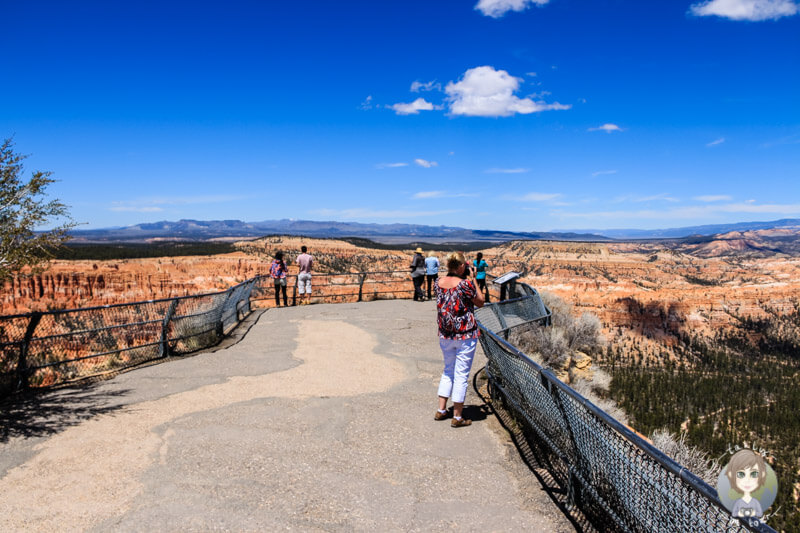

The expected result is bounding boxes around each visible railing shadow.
[0,384,131,443]
[473,367,595,533]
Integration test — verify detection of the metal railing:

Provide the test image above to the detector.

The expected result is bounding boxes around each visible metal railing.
[0,270,437,395]
[0,278,260,395]
[251,270,433,307]
[475,284,775,533]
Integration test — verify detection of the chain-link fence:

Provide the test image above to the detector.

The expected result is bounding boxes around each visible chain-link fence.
[475,284,775,533]
[0,278,259,395]
[0,270,436,395]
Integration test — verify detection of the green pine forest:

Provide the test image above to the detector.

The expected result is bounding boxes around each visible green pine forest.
[605,306,800,531]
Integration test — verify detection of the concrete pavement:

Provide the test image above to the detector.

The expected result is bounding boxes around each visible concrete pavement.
[0,300,573,532]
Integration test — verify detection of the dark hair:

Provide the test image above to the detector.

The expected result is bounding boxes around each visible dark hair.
[476,252,483,261]
[301,245,307,253]
[274,251,286,271]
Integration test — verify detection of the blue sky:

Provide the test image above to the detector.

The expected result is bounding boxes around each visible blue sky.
[2,0,799,232]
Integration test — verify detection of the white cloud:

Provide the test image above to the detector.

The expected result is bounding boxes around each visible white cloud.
[761,134,800,148]
[445,66,570,117]
[313,208,457,219]
[413,191,446,199]
[614,193,679,203]
[375,162,409,169]
[390,97,437,115]
[694,195,733,202]
[109,195,243,212]
[591,170,618,177]
[109,206,164,212]
[588,123,623,133]
[556,201,800,221]
[360,95,374,110]
[706,137,726,146]
[689,0,799,21]
[475,0,550,18]
[414,158,438,168]
[513,192,561,202]
[410,80,441,92]
[413,191,478,199]
[485,167,529,174]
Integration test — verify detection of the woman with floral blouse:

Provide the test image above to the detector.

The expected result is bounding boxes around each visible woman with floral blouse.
[433,251,485,427]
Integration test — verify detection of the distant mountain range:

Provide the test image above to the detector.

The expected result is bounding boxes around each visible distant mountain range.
[69,219,612,243]
[69,218,800,243]
[560,218,800,240]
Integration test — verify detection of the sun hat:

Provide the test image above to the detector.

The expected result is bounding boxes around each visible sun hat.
[415,247,423,253]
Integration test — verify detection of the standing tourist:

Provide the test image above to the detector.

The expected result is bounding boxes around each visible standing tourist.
[296,245,313,305]
[270,251,289,307]
[424,251,439,301]
[434,251,485,427]
[472,252,489,299]
[410,247,426,301]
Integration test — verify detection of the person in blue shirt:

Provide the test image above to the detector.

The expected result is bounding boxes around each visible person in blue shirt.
[472,252,489,296]
[425,251,440,300]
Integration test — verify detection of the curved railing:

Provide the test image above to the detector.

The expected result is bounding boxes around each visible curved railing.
[0,271,440,395]
[475,283,775,533]
[2,271,769,530]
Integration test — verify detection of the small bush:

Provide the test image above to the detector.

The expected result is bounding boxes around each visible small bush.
[649,428,721,485]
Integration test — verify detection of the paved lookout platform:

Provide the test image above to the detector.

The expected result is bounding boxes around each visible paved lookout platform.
[0,300,572,532]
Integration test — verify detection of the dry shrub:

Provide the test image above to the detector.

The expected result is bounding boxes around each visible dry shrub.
[571,378,630,425]
[649,428,721,485]
[510,292,605,362]
[508,292,629,423]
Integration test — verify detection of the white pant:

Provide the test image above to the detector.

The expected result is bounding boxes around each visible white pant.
[437,337,478,404]
[297,272,312,294]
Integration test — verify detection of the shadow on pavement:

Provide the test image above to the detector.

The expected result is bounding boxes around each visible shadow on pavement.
[473,366,594,533]
[0,385,130,443]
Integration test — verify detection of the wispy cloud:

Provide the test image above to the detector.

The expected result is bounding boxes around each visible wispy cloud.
[410,80,441,92]
[475,0,550,18]
[689,0,799,21]
[359,95,374,110]
[390,97,438,115]
[508,192,562,202]
[109,195,244,212]
[485,167,529,174]
[557,201,800,221]
[414,158,438,168]
[445,66,570,117]
[694,195,733,202]
[375,162,409,169]
[591,169,618,177]
[614,193,679,203]
[706,137,725,147]
[109,206,164,212]
[312,208,458,219]
[413,191,478,199]
[761,133,800,148]
[588,123,623,133]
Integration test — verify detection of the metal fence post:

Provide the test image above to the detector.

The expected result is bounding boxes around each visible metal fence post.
[159,299,179,358]
[18,312,43,391]
[357,273,367,302]
[291,278,297,306]
[217,288,234,339]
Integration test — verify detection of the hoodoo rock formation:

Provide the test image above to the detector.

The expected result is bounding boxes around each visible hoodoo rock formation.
[3,235,800,366]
